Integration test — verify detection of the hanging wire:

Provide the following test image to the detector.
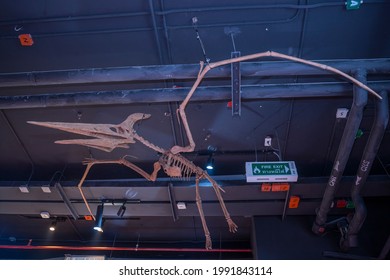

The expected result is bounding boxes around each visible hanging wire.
[273,151,282,161]
[192,17,210,64]
[254,145,258,162]
[135,233,140,251]
[230,33,237,52]
[48,168,66,186]
[269,129,283,161]
[109,232,117,259]
[376,155,390,178]
[0,110,35,184]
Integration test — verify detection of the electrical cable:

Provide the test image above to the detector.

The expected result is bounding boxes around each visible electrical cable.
[0,110,35,184]
[376,155,390,178]
[192,17,210,64]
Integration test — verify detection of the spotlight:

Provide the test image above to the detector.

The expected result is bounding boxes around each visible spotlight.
[40,211,51,219]
[206,155,214,170]
[93,204,104,232]
[49,220,57,231]
[117,202,127,218]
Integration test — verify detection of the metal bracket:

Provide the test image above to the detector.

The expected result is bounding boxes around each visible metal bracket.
[55,182,79,220]
[231,51,241,117]
[167,183,179,222]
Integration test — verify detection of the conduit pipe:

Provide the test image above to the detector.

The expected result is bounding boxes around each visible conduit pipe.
[1,82,390,110]
[0,244,251,253]
[340,90,389,250]
[0,59,389,88]
[312,69,368,234]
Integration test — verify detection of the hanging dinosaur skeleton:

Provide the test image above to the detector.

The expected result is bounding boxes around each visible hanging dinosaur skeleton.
[28,51,381,249]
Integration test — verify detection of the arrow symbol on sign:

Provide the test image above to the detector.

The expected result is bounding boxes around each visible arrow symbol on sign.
[253,167,261,174]
[284,166,290,173]
[350,0,358,6]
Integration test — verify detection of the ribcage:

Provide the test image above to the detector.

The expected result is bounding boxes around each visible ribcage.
[159,152,201,180]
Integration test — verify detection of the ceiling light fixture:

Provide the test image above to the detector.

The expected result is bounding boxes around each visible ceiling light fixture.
[117,202,127,218]
[19,185,30,193]
[206,155,214,170]
[177,202,187,210]
[93,203,104,232]
[40,211,50,219]
[49,220,57,232]
[41,185,51,193]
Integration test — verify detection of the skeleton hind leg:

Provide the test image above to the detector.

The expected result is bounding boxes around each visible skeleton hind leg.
[195,177,212,250]
[203,172,238,233]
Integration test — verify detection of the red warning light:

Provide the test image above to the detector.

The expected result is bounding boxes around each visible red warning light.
[336,199,347,208]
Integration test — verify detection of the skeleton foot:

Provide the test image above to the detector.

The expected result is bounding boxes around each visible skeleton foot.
[205,234,212,250]
[226,218,238,233]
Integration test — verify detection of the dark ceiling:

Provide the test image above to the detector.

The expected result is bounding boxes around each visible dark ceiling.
[0,0,389,260]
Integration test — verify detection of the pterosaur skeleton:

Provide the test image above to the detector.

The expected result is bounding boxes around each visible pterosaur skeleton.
[28,51,381,249]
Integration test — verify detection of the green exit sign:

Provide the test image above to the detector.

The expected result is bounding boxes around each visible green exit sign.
[346,0,361,10]
[246,161,298,182]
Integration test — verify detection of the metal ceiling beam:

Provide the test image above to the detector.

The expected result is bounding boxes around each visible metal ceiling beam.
[0,176,389,207]
[0,197,387,217]
[0,175,388,216]
[0,59,389,88]
[1,175,389,190]
[0,200,323,216]
[1,81,390,109]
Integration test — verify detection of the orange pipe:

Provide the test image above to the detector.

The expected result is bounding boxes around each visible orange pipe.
[0,244,252,253]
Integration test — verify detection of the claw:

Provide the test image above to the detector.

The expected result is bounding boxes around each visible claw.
[82,158,96,165]
[205,235,212,250]
[227,218,238,233]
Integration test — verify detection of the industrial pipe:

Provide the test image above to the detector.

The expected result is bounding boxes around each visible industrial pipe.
[312,69,368,234]
[1,81,389,110]
[340,91,389,250]
[0,59,389,88]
